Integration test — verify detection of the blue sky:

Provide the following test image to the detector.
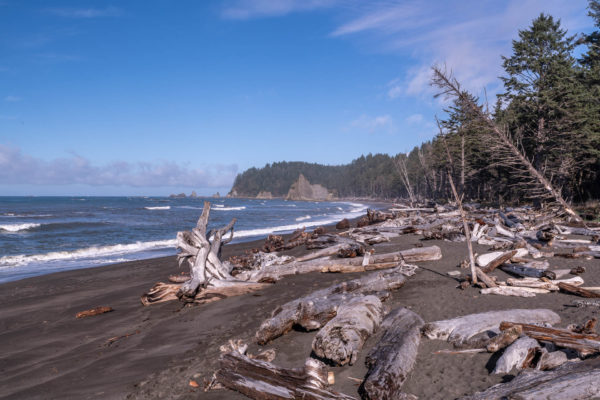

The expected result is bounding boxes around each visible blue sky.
[0,0,594,195]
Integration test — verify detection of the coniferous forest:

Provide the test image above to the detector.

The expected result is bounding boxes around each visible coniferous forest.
[231,3,600,208]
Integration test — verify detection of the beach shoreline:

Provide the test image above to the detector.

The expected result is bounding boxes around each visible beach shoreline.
[1,222,599,399]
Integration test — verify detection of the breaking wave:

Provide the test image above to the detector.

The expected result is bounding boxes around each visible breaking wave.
[0,223,41,232]
[0,239,176,267]
[145,206,171,210]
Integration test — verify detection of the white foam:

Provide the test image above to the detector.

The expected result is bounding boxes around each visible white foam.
[211,206,246,211]
[0,223,41,232]
[0,239,176,267]
[214,204,225,208]
[296,215,311,221]
[145,206,171,210]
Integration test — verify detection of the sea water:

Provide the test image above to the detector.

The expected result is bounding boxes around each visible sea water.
[0,197,374,283]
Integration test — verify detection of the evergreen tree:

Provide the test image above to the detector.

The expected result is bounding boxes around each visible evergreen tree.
[498,14,588,200]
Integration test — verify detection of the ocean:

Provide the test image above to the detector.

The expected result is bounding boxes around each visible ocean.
[0,196,375,283]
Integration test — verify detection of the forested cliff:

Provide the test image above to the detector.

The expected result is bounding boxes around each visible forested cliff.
[231,4,600,205]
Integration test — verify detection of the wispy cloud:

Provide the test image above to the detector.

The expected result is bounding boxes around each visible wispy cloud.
[3,96,21,102]
[350,114,394,133]
[332,0,591,98]
[46,6,122,19]
[222,0,337,19]
[0,145,237,188]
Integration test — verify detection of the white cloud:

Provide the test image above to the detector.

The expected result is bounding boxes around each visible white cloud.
[332,0,591,98]
[222,0,337,19]
[405,113,423,125]
[0,145,237,188]
[350,114,394,133]
[46,6,122,18]
[4,96,21,102]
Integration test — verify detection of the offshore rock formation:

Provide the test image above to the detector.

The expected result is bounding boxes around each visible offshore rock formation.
[285,174,334,201]
[256,191,273,199]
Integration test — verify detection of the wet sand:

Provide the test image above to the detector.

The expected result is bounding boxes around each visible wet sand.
[1,232,599,399]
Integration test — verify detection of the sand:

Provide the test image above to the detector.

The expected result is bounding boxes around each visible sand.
[1,233,599,399]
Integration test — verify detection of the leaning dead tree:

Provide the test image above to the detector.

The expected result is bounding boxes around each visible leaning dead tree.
[431,65,583,222]
[394,154,416,205]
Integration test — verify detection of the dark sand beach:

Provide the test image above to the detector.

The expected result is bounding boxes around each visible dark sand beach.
[1,232,599,400]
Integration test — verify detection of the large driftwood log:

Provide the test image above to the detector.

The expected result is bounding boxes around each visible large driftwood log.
[500,321,600,356]
[361,307,424,400]
[463,358,600,400]
[141,280,270,306]
[215,351,356,400]
[241,246,439,281]
[255,268,409,344]
[492,336,540,374]
[312,295,383,366]
[421,309,560,347]
[536,348,569,371]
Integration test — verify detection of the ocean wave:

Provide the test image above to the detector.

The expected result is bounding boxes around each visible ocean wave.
[0,223,41,232]
[0,239,177,267]
[145,206,171,210]
[295,215,311,221]
[214,204,225,208]
[211,206,246,211]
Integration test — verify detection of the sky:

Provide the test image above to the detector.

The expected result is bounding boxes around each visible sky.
[0,0,595,196]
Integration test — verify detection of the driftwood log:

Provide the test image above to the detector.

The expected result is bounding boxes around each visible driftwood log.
[463,357,600,400]
[492,336,540,374]
[215,351,355,400]
[421,309,560,347]
[255,268,409,345]
[361,307,424,400]
[240,246,438,281]
[500,321,600,356]
[312,295,383,366]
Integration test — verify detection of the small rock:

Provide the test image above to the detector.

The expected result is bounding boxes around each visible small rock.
[336,218,350,230]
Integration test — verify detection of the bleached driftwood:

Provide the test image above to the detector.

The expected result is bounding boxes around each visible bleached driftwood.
[506,276,584,291]
[241,246,439,280]
[464,358,600,400]
[421,309,560,347]
[481,286,550,297]
[141,280,270,306]
[215,351,355,400]
[312,295,383,366]
[255,268,409,344]
[360,307,424,400]
[492,337,540,374]
[536,348,569,371]
[500,321,600,357]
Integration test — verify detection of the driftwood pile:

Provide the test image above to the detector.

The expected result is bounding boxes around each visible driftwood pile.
[141,202,441,306]
[139,200,600,398]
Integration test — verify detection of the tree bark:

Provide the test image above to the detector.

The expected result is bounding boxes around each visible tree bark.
[500,321,600,357]
[360,307,424,400]
[255,268,409,344]
[492,336,540,375]
[216,351,356,400]
[463,358,600,400]
[312,295,383,366]
[421,309,560,347]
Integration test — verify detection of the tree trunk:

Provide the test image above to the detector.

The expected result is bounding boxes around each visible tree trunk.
[255,268,409,345]
[216,351,356,400]
[463,358,600,400]
[361,307,424,400]
[312,295,383,366]
[421,309,560,347]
